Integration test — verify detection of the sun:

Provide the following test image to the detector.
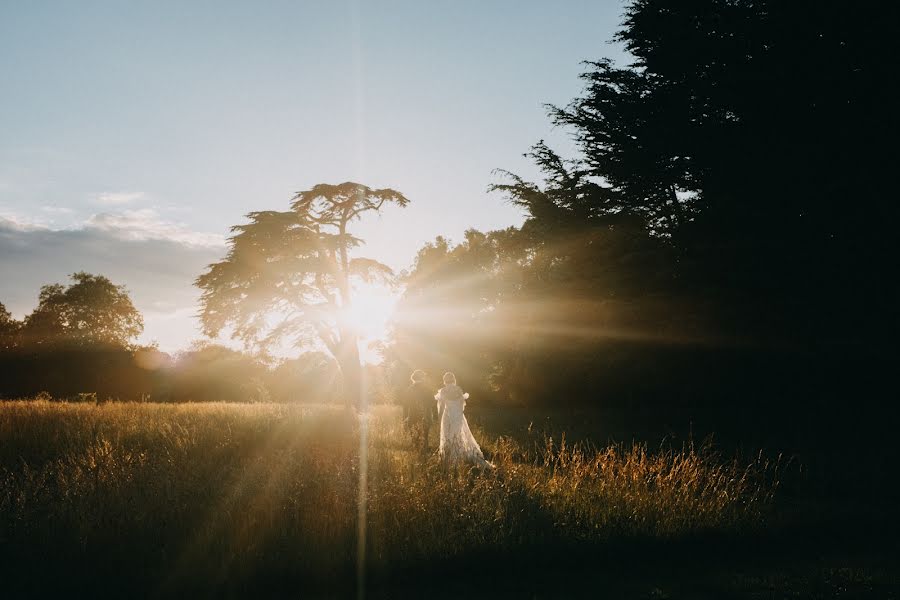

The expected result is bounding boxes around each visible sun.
[263,284,398,364]
[340,284,398,360]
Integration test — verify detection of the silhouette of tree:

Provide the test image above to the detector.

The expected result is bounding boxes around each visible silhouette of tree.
[612,1,880,310]
[196,182,409,407]
[20,272,143,348]
[390,0,894,412]
[390,229,523,395]
[390,142,674,402]
[491,142,671,302]
[496,0,895,346]
[0,302,20,351]
[544,65,698,238]
[0,278,146,399]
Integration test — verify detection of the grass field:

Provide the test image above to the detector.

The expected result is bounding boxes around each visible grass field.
[0,399,895,598]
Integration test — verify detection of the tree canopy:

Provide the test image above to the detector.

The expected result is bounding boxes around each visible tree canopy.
[19,272,143,348]
[196,182,409,406]
[0,302,18,351]
[494,0,895,344]
[387,0,894,409]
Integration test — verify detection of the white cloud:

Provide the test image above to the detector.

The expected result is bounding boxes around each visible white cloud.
[93,191,145,206]
[0,212,45,231]
[40,205,76,215]
[85,209,225,247]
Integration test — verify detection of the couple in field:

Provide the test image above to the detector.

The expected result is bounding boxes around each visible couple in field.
[401,370,492,469]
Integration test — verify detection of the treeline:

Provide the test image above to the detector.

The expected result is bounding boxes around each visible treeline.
[0,274,387,403]
[385,0,895,443]
[0,340,391,404]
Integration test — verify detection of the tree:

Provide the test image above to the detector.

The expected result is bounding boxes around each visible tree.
[610,0,897,342]
[268,351,341,403]
[0,302,20,350]
[497,0,897,345]
[547,64,698,237]
[391,230,520,391]
[389,139,672,402]
[167,342,270,403]
[20,272,143,347]
[196,182,409,408]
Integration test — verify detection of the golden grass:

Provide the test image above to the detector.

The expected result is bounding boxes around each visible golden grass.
[0,399,778,592]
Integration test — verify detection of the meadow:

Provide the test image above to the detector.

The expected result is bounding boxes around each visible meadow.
[0,399,893,598]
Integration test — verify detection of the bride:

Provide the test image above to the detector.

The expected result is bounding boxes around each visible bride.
[434,372,492,468]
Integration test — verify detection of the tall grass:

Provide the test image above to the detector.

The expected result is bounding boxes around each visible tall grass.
[0,399,777,596]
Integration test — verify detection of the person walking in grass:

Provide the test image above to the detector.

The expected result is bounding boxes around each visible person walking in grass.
[434,372,493,469]
[402,370,436,454]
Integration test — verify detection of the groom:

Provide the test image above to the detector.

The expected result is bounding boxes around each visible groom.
[402,370,436,454]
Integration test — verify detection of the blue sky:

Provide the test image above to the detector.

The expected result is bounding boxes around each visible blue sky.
[0,0,628,351]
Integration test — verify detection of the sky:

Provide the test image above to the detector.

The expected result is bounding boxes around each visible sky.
[0,0,629,352]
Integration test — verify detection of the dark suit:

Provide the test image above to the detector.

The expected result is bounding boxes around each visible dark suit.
[402,381,436,453]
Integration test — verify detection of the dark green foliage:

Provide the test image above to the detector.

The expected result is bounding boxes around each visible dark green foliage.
[558,0,896,341]
[0,345,156,400]
[0,302,18,351]
[19,272,143,348]
[0,274,149,400]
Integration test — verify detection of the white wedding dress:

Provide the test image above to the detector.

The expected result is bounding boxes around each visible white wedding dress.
[435,384,492,468]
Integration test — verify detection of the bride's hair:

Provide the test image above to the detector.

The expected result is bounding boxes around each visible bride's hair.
[442,372,456,386]
[410,369,425,383]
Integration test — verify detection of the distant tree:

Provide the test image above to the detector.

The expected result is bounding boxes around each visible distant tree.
[392,230,519,389]
[393,154,672,402]
[167,342,270,403]
[21,272,143,348]
[268,351,340,403]
[196,182,409,408]
[0,302,20,350]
